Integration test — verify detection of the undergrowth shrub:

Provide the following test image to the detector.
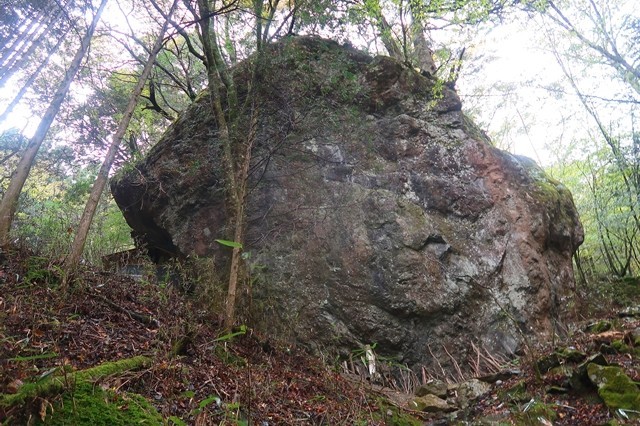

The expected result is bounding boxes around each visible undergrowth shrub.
[12,171,132,265]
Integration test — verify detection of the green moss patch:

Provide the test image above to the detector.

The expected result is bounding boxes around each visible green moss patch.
[587,363,640,411]
[498,380,531,403]
[38,382,162,425]
[373,397,423,425]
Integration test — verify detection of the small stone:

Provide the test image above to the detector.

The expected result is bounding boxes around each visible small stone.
[498,380,530,403]
[569,353,607,390]
[546,386,569,394]
[618,306,640,318]
[411,394,454,413]
[415,379,448,398]
[559,347,587,363]
[478,369,521,383]
[457,379,491,409]
[536,353,560,374]
[536,347,586,374]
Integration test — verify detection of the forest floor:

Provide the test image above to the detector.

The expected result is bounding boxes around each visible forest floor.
[0,246,639,425]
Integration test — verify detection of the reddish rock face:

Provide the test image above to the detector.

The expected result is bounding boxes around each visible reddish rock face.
[111,36,583,370]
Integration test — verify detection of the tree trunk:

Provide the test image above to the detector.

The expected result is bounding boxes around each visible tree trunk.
[0,14,41,72]
[63,0,178,279]
[196,0,271,329]
[406,2,436,75]
[379,14,403,60]
[197,0,241,330]
[224,101,259,330]
[0,0,108,246]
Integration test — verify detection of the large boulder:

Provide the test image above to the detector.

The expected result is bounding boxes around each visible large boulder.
[111,36,583,370]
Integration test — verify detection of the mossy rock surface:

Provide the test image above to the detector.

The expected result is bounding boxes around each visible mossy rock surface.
[415,379,448,398]
[611,339,632,354]
[587,363,640,411]
[110,34,583,372]
[499,380,531,403]
[536,347,586,374]
[373,397,423,425]
[38,382,162,425]
[514,399,557,425]
[569,353,608,391]
[411,394,453,413]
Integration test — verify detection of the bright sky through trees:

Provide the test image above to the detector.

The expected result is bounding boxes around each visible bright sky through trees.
[0,23,543,156]
[0,0,143,138]
[455,1,638,166]
[0,1,636,169]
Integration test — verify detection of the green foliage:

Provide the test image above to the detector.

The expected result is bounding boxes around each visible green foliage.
[6,352,58,362]
[67,70,170,164]
[215,239,243,249]
[548,142,639,279]
[11,165,133,264]
[23,256,63,286]
[213,325,248,343]
[515,399,558,425]
[498,380,531,403]
[0,130,73,191]
[571,276,640,318]
[587,320,613,333]
[0,128,28,154]
[0,356,151,409]
[287,0,346,36]
[168,393,248,425]
[371,396,423,425]
[167,415,188,426]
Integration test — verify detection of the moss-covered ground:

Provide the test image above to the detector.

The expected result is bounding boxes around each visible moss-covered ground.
[37,382,162,425]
